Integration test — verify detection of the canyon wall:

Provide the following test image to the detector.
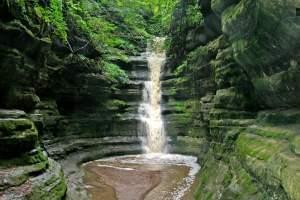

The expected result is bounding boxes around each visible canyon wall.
[1,0,300,199]
[163,0,300,199]
[0,0,150,198]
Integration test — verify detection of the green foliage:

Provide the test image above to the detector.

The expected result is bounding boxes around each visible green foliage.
[64,0,178,86]
[186,4,203,27]
[105,99,128,111]
[102,62,129,84]
[34,0,68,41]
[146,0,180,34]
[15,0,25,7]
[66,0,154,62]
[13,0,179,86]
[49,0,68,41]
[174,61,188,76]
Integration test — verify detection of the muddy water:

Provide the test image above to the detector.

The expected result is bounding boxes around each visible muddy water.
[82,154,200,200]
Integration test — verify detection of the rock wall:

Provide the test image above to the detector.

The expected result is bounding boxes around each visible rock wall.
[1,0,300,199]
[0,0,149,199]
[0,110,66,200]
[164,0,300,199]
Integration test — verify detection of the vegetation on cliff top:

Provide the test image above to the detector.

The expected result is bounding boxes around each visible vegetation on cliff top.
[2,0,178,85]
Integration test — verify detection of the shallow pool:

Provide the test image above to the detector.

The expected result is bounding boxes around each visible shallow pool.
[82,154,201,200]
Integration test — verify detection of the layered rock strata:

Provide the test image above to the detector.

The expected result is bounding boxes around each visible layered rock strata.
[164,0,300,199]
[0,109,66,200]
[0,1,148,199]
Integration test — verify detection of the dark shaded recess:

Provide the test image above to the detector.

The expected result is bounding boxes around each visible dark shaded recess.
[0,140,37,159]
[0,88,9,108]
[51,39,71,56]
[55,90,99,115]
[198,0,212,15]
[114,59,132,71]
[167,0,222,71]
[64,16,101,58]
[56,94,82,115]
[38,0,50,7]
[203,13,222,36]
[0,50,13,107]
[0,4,14,22]
[0,25,42,59]
[262,54,295,76]
[198,0,222,36]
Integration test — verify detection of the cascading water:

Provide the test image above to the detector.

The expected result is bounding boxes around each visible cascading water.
[82,37,201,200]
[139,37,167,153]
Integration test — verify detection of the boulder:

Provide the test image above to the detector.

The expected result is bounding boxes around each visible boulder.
[0,118,38,157]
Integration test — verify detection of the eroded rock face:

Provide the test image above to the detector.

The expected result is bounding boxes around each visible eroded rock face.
[0,118,38,157]
[0,110,66,200]
[1,0,299,199]
[0,0,147,198]
[165,0,300,199]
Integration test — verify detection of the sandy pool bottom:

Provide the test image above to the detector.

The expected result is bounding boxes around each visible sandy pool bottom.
[82,154,200,200]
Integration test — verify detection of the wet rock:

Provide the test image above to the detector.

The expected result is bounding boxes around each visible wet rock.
[166,0,300,199]
[0,109,26,119]
[211,0,238,16]
[0,159,67,200]
[0,118,38,157]
[0,114,66,199]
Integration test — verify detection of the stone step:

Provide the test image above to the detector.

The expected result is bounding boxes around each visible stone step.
[0,118,38,158]
[0,109,26,119]
[209,109,257,120]
[210,119,255,128]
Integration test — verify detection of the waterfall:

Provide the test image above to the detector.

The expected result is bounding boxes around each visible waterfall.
[139,37,167,153]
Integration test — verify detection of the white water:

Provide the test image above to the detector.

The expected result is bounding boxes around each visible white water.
[83,38,201,199]
[139,37,167,153]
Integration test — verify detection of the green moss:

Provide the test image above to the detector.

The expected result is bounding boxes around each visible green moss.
[105,99,128,111]
[0,119,40,157]
[236,133,285,161]
[42,170,67,200]
[214,87,255,110]
[101,62,129,84]
[236,168,258,194]
[27,160,67,200]
[221,0,257,41]
[0,148,48,168]
[247,126,294,140]
[34,0,68,42]
[186,4,204,27]
[0,119,33,135]
[280,157,300,200]
[233,123,300,199]
[15,0,25,7]
[174,61,188,76]
[257,110,300,125]
[194,156,230,200]
[209,109,256,120]
[167,101,186,113]
[210,119,254,128]
[291,136,300,155]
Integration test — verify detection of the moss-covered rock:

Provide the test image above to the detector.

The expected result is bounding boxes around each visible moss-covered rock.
[211,0,239,16]
[166,0,300,199]
[194,152,265,200]
[0,118,38,157]
[0,110,66,199]
[236,122,300,200]
[213,87,255,110]
[222,0,258,41]
[231,0,300,69]
[0,159,66,200]
[252,65,300,108]
[0,152,48,190]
